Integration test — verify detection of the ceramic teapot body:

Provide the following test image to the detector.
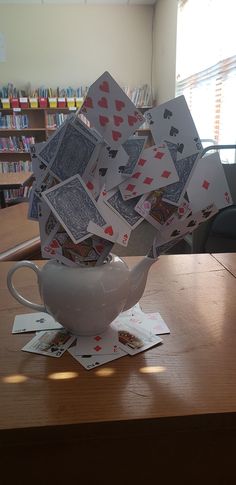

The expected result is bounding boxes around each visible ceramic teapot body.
[7,255,157,336]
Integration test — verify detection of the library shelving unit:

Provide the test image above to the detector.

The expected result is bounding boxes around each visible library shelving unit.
[0,106,76,205]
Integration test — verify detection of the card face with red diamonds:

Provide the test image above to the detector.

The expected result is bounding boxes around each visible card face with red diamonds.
[118,143,179,200]
[80,71,145,147]
[74,326,121,356]
[186,152,232,212]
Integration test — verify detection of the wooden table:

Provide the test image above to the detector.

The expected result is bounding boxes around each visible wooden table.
[0,254,236,484]
[0,171,33,207]
[0,202,40,260]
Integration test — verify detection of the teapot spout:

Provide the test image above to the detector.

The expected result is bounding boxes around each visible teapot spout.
[122,256,158,312]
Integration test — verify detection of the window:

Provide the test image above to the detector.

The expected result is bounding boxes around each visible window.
[176,0,236,162]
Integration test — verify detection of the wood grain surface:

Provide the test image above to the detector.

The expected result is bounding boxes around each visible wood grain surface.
[0,171,32,187]
[1,254,236,432]
[0,202,40,257]
[1,254,236,484]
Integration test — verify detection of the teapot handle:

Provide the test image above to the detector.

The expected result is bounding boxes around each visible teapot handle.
[7,261,46,312]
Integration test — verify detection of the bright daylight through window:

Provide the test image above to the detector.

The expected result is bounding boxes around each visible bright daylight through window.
[176,0,236,162]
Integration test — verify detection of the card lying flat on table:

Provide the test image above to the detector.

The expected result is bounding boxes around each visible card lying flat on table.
[22,330,76,358]
[12,312,62,334]
[68,344,127,370]
[111,319,163,356]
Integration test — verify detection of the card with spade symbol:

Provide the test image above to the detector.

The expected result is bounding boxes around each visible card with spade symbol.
[157,203,218,244]
[187,152,233,212]
[42,174,109,244]
[80,71,145,147]
[12,312,62,334]
[95,144,130,191]
[145,95,202,160]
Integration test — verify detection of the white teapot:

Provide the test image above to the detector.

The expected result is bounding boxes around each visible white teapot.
[7,255,157,336]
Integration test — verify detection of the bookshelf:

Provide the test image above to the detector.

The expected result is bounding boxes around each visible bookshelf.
[0,106,76,204]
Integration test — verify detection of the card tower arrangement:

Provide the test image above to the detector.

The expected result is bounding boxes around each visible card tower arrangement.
[28,71,233,267]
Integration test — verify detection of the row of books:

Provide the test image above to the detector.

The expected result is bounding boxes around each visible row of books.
[0,113,29,129]
[0,160,33,173]
[46,113,69,128]
[0,83,84,99]
[3,186,30,202]
[123,84,153,108]
[0,136,35,152]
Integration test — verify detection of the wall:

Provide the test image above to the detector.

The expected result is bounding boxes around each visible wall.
[153,0,178,104]
[0,5,153,90]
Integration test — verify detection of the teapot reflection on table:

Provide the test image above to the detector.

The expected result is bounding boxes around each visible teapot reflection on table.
[7,255,157,336]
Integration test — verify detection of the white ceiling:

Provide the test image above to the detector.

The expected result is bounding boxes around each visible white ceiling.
[0,0,156,4]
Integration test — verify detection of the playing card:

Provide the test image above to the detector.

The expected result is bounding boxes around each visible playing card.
[122,136,147,176]
[111,319,162,355]
[30,143,47,181]
[161,141,199,206]
[80,71,145,147]
[42,224,113,266]
[75,326,120,355]
[104,188,143,229]
[37,117,70,166]
[91,190,131,247]
[48,119,102,182]
[38,200,60,249]
[42,174,108,244]
[22,330,76,358]
[128,312,170,335]
[118,303,170,334]
[145,95,202,160]
[96,144,129,191]
[135,191,190,231]
[27,182,40,221]
[119,143,179,200]
[68,344,127,370]
[148,233,187,258]
[12,312,62,334]
[155,203,219,244]
[187,152,233,212]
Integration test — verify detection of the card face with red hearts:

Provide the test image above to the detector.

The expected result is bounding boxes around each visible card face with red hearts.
[118,143,179,200]
[90,190,131,247]
[80,71,145,147]
[187,152,233,212]
[42,227,113,267]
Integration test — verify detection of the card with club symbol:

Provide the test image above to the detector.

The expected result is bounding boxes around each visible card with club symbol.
[12,312,62,334]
